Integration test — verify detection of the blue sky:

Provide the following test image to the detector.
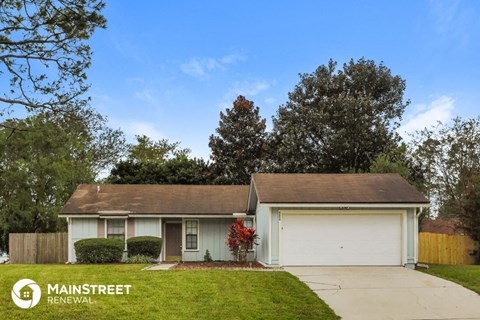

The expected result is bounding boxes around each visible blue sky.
[86,0,480,159]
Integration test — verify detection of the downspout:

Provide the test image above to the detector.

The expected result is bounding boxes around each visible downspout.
[414,207,424,267]
[416,207,424,218]
[66,217,72,263]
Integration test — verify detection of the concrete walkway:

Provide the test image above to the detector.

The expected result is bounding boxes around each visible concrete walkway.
[286,266,480,320]
[143,262,177,270]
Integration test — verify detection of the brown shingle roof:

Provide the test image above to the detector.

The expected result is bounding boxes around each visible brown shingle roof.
[61,184,249,215]
[421,219,463,235]
[252,173,429,204]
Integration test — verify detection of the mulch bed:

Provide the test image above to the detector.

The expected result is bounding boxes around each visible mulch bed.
[172,261,265,269]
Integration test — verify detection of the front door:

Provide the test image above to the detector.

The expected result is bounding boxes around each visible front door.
[165,223,182,261]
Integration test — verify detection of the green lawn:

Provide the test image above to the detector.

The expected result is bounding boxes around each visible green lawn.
[421,265,480,294]
[0,264,339,320]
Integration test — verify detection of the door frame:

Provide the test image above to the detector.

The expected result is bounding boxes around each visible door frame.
[163,221,182,261]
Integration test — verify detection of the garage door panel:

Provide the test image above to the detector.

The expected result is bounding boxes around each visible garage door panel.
[282,214,402,266]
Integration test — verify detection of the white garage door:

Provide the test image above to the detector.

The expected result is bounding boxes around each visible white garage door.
[282,214,402,266]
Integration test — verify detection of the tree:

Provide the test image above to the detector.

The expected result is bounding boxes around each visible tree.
[370,153,411,179]
[370,145,429,225]
[409,117,480,218]
[0,109,125,251]
[0,0,106,116]
[209,95,267,184]
[128,135,187,163]
[454,173,480,263]
[370,144,426,192]
[107,136,212,185]
[270,58,409,173]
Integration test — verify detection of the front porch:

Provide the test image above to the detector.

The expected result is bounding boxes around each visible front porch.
[162,217,255,262]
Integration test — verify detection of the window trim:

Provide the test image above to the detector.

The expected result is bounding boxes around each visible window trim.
[183,219,199,252]
[104,218,127,250]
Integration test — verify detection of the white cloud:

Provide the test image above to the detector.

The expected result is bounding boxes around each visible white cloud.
[133,88,162,109]
[217,79,273,109]
[264,97,276,105]
[398,95,455,138]
[180,58,222,77]
[428,0,473,48]
[232,80,271,96]
[219,53,246,64]
[180,53,246,78]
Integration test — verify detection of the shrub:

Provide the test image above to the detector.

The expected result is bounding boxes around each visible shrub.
[127,236,162,258]
[227,218,258,263]
[126,254,155,264]
[74,238,124,263]
[204,249,212,262]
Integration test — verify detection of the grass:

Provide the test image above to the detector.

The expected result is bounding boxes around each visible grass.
[0,264,339,320]
[421,264,480,294]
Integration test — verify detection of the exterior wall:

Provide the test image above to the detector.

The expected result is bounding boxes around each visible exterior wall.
[183,218,241,261]
[70,218,98,262]
[406,208,416,267]
[97,219,105,238]
[270,208,280,265]
[135,218,161,237]
[255,203,270,265]
[258,206,419,267]
[127,218,135,239]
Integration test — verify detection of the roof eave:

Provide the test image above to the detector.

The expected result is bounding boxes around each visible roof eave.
[257,202,431,208]
[58,213,252,218]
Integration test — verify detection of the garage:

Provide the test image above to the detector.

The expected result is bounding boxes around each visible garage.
[281,212,403,266]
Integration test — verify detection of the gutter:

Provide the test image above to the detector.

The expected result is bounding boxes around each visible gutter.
[58,214,254,219]
[258,203,431,209]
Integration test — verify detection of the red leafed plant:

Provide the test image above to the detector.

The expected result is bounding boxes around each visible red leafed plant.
[227,218,258,263]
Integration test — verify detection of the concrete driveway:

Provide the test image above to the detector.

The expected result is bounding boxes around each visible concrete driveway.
[285,267,480,320]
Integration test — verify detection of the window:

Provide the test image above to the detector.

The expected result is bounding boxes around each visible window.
[107,219,125,241]
[185,220,198,250]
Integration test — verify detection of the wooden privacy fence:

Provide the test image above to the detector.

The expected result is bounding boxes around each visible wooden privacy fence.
[9,233,68,264]
[418,232,477,265]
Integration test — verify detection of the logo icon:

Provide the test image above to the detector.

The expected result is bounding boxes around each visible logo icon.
[11,279,41,309]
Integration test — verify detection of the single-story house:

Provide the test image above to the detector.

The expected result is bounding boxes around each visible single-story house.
[60,173,430,268]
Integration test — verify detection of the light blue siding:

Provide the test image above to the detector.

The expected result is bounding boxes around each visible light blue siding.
[270,208,280,265]
[255,204,270,265]
[135,218,161,237]
[71,218,97,262]
[183,218,238,261]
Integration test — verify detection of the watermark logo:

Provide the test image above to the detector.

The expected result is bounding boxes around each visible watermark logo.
[11,279,41,309]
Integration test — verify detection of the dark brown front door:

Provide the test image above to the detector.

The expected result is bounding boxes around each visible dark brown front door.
[165,223,182,260]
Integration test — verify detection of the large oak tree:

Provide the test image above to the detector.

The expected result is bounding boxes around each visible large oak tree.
[270,58,409,173]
